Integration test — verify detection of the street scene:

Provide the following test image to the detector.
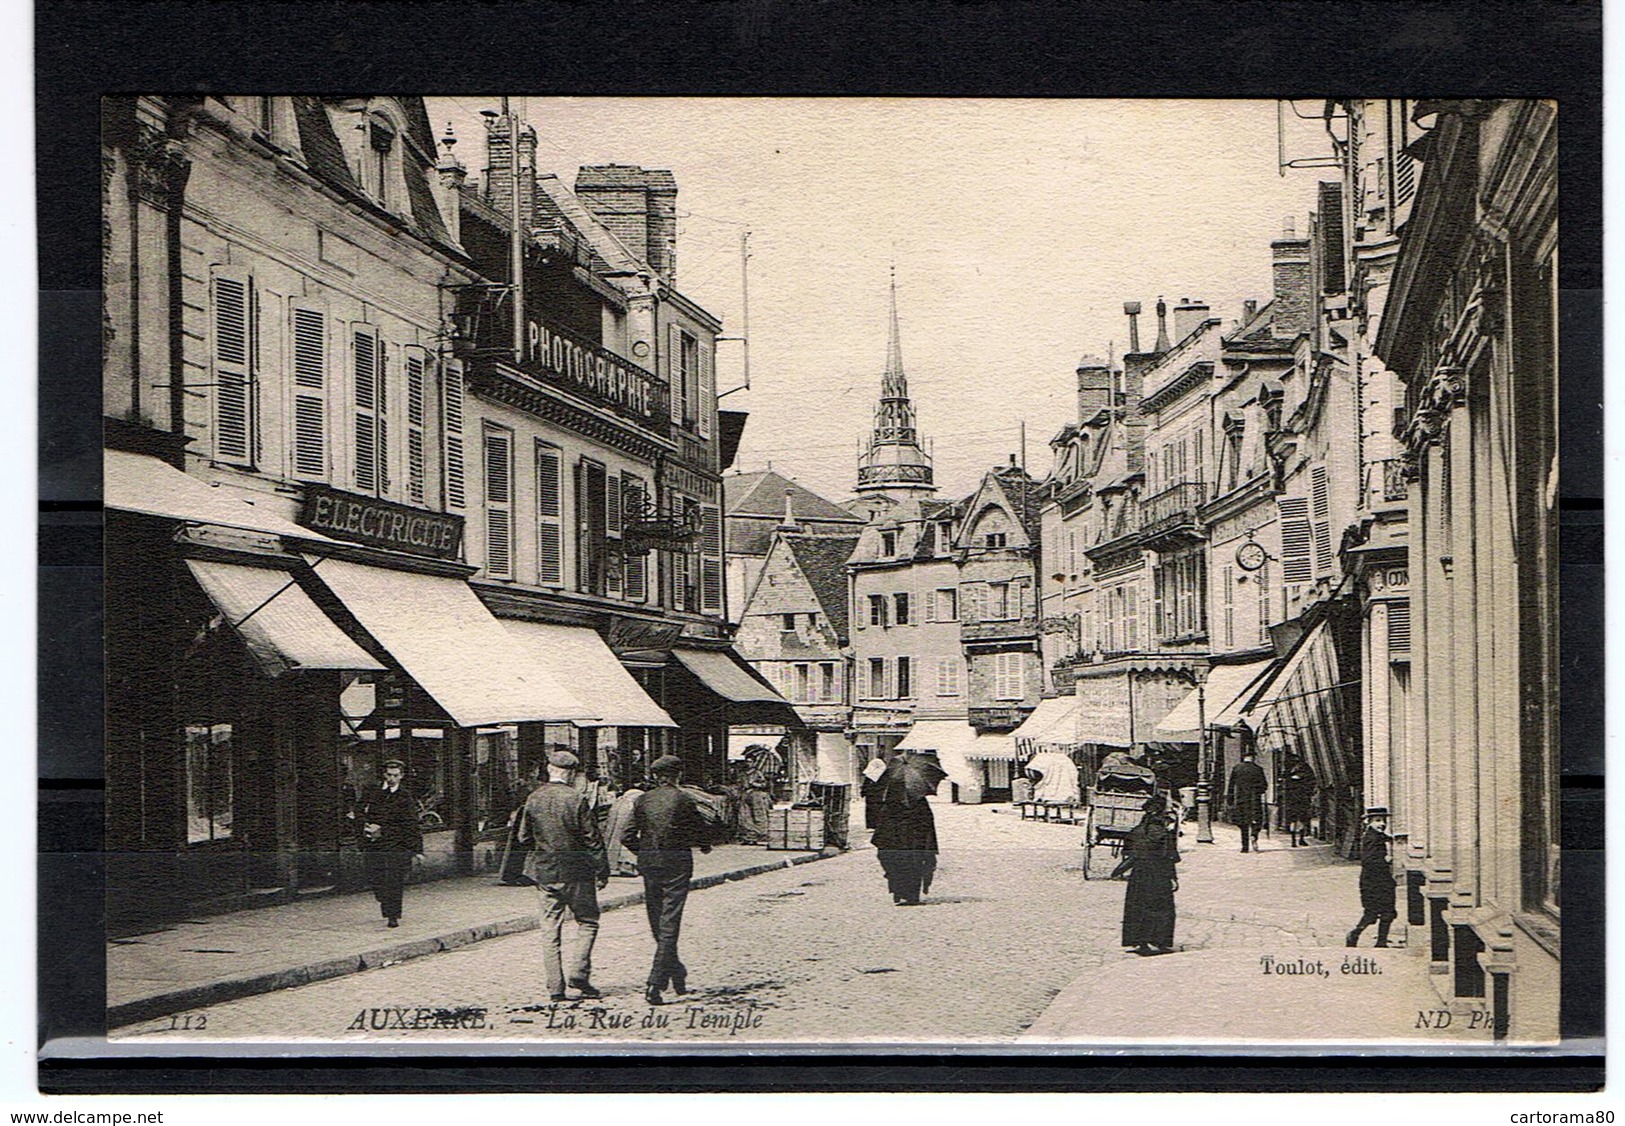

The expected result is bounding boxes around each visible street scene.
[99,96,1559,1049]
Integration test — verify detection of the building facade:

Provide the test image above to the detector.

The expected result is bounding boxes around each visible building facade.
[724,469,865,622]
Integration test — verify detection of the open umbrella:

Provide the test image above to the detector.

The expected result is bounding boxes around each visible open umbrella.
[882,750,949,804]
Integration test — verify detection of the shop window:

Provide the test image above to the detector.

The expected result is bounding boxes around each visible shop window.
[184,723,234,844]
[338,720,451,838]
[472,727,519,837]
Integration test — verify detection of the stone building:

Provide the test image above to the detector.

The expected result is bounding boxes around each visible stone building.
[724,469,865,622]
[1373,98,1559,1041]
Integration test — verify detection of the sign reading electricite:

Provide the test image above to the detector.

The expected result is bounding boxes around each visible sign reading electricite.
[521,320,660,422]
[299,486,464,560]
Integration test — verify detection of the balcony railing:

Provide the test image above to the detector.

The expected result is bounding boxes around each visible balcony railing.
[1138,481,1207,540]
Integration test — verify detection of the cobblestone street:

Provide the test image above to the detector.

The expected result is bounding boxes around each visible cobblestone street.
[120,804,1426,1047]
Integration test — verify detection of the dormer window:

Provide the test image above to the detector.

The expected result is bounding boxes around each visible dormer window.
[366,118,396,207]
[880,531,897,557]
[985,532,1008,549]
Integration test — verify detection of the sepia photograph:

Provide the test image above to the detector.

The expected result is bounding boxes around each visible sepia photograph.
[93,92,1564,1054]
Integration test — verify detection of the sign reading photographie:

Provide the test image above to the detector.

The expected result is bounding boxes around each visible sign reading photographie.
[299,486,465,560]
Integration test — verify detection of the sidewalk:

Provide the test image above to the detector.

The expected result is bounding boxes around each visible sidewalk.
[1021,820,1488,1046]
[107,842,839,1029]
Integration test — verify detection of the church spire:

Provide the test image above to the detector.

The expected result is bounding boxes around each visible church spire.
[856,268,935,497]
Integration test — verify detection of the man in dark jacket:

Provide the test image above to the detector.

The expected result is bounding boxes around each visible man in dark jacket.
[361,759,423,928]
[626,755,711,1006]
[518,748,610,1001]
[1226,749,1269,853]
[1346,808,1397,947]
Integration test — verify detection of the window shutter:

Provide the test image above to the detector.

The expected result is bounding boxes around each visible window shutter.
[668,493,687,611]
[212,271,254,465]
[405,350,426,504]
[697,339,715,438]
[604,468,623,596]
[536,442,563,586]
[669,324,684,425]
[1222,564,1235,649]
[1256,560,1271,644]
[1125,585,1139,651]
[290,304,327,480]
[376,343,391,497]
[1388,601,1411,655]
[1278,495,1313,584]
[700,504,722,613]
[622,474,646,601]
[483,426,513,579]
[1310,466,1333,575]
[1318,181,1347,294]
[924,589,936,623]
[352,325,379,493]
[442,360,466,509]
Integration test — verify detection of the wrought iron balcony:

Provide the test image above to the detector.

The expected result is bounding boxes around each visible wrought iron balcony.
[1138,481,1208,545]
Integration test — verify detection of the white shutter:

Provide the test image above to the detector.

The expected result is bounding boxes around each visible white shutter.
[483,426,513,579]
[405,350,426,504]
[442,360,466,508]
[352,325,379,493]
[1257,560,1271,643]
[1311,465,1333,576]
[289,303,327,480]
[1278,495,1313,584]
[622,474,646,601]
[376,342,391,497]
[212,271,254,465]
[669,324,684,425]
[1125,584,1139,651]
[535,441,563,586]
[700,504,723,613]
[697,339,715,438]
[604,467,623,596]
[1222,564,1235,649]
[937,657,960,697]
[669,492,687,611]
[924,589,936,623]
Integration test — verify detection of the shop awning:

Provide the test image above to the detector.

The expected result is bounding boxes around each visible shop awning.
[185,559,383,677]
[1012,695,1080,750]
[671,648,790,706]
[106,450,331,541]
[502,621,676,728]
[1238,619,1355,793]
[306,557,593,727]
[967,733,1018,762]
[896,720,983,792]
[1153,658,1276,741]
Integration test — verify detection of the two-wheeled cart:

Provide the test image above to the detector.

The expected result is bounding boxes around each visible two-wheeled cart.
[1081,768,1159,879]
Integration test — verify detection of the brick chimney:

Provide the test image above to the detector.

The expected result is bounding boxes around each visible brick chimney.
[1076,354,1113,418]
[574,165,679,282]
[1172,297,1210,344]
[1271,218,1313,339]
[483,117,536,229]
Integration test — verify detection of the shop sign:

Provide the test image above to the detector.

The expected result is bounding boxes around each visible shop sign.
[522,320,662,424]
[300,486,464,560]
[606,616,684,657]
[1074,674,1131,745]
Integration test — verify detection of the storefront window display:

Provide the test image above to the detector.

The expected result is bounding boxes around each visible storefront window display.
[473,727,519,836]
[338,722,450,838]
[184,722,235,844]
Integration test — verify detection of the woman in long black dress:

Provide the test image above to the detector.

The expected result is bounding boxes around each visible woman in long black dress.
[1111,794,1180,955]
[869,751,942,906]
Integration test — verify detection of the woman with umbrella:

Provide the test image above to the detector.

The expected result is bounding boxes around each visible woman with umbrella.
[868,749,945,906]
[1110,792,1181,955]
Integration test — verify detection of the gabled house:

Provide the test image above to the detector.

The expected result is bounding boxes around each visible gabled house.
[724,469,865,622]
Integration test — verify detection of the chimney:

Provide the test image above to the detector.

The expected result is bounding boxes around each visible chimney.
[778,488,801,533]
[575,165,680,281]
[1271,218,1313,340]
[1242,298,1258,323]
[1123,301,1142,353]
[436,123,467,246]
[1076,354,1113,418]
[483,117,536,230]
[1153,296,1172,353]
[1172,297,1210,344]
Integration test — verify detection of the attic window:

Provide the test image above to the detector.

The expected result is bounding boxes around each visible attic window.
[365,118,396,207]
[880,531,897,556]
[984,532,1008,549]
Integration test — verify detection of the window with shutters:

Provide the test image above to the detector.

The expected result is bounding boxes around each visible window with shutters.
[700,505,723,614]
[867,594,886,628]
[1310,466,1333,576]
[1154,550,1207,640]
[1125,584,1140,651]
[1278,495,1313,585]
[535,441,564,587]
[404,350,426,504]
[697,339,715,439]
[964,583,986,623]
[621,474,647,601]
[867,658,886,700]
[893,592,910,625]
[988,583,1010,621]
[820,663,837,702]
[1388,601,1411,656]
[482,425,513,579]
[936,588,958,622]
[936,658,962,697]
[211,270,256,467]
[995,652,1024,701]
[289,303,327,480]
[895,656,912,699]
[442,361,467,509]
[352,325,382,493]
[577,458,609,596]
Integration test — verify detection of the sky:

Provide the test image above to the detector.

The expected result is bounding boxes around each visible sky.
[425,98,1333,503]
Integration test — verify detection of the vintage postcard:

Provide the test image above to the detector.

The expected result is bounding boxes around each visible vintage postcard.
[94,95,1564,1052]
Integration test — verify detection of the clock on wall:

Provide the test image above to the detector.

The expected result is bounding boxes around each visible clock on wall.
[1234,540,1268,572]
[632,340,651,359]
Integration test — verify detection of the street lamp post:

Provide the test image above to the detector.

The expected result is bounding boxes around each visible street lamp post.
[1192,664,1214,844]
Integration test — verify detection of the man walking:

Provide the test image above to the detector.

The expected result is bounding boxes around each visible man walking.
[361,759,422,929]
[518,748,610,1002]
[1226,749,1269,853]
[627,755,712,1006]
[1346,808,1397,947]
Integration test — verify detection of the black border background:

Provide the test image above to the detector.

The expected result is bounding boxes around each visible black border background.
[38,0,1604,1094]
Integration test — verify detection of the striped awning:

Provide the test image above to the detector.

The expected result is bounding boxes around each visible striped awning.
[1012,696,1081,751]
[1240,620,1354,792]
[1153,658,1276,741]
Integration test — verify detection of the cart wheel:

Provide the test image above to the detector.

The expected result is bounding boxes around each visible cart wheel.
[1080,814,1095,879]
[1082,836,1092,879]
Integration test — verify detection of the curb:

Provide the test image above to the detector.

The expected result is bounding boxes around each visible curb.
[107,847,840,1030]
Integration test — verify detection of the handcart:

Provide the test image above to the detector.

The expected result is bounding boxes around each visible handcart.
[1081,766,1158,879]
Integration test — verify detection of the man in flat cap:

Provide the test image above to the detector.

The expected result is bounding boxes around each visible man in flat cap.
[626,754,712,1005]
[518,746,610,1001]
[361,759,423,929]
